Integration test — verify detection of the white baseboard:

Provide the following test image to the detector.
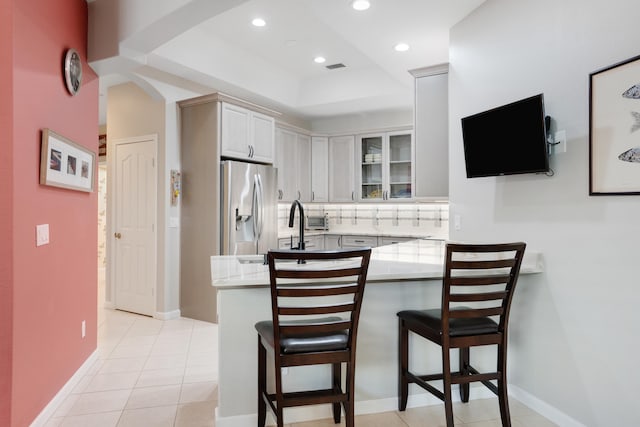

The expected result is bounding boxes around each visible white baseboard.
[154,309,181,320]
[29,350,99,427]
[215,388,492,427]
[509,384,586,427]
[216,384,583,427]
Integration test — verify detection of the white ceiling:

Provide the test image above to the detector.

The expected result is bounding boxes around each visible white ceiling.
[90,0,485,124]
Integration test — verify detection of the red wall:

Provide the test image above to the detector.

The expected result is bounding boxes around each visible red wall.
[8,0,98,425]
[0,0,15,425]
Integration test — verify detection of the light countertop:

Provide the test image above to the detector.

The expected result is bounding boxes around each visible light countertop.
[210,239,542,289]
[278,229,442,239]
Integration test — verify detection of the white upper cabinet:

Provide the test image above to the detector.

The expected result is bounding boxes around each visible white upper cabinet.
[311,137,329,202]
[414,69,448,198]
[275,127,311,202]
[297,134,312,202]
[328,135,356,202]
[221,102,274,163]
[357,130,413,201]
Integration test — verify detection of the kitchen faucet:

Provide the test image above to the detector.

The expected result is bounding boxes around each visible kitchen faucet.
[288,199,305,252]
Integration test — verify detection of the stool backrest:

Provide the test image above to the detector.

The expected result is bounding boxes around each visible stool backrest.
[442,242,526,336]
[267,248,371,356]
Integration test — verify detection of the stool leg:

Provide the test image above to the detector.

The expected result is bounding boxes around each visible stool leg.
[497,343,512,427]
[274,355,284,427]
[459,347,470,403]
[332,363,342,423]
[398,319,409,411]
[344,361,355,427]
[442,344,454,427]
[257,337,266,427]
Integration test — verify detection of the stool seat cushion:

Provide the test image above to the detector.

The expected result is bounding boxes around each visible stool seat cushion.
[255,317,348,354]
[398,307,498,337]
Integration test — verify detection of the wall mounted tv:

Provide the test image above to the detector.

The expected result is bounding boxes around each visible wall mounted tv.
[461,94,549,178]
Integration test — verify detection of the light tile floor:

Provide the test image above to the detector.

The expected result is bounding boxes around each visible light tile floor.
[42,290,558,427]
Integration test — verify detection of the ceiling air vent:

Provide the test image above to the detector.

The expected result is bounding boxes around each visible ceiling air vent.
[325,63,346,70]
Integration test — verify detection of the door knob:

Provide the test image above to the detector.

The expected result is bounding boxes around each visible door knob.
[114,232,122,239]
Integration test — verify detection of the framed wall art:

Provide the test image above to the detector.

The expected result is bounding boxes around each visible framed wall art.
[590,54,640,195]
[40,128,95,192]
[98,134,107,161]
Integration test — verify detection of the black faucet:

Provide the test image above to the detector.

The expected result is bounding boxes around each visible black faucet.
[288,200,305,252]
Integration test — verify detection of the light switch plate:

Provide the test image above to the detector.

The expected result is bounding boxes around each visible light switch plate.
[36,224,50,246]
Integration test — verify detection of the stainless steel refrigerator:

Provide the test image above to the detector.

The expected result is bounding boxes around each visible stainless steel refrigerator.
[220,160,278,255]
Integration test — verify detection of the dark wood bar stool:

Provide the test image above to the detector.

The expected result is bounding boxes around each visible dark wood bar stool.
[256,248,371,427]
[397,242,526,427]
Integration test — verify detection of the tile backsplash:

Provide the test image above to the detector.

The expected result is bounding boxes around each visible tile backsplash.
[278,203,449,239]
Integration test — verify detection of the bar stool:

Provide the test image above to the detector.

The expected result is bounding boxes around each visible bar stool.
[255,248,371,427]
[397,242,526,427]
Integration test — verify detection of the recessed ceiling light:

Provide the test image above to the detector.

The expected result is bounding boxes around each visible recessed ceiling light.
[352,0,370,11]
[394,43,410,52]
[314,56,326,64]
[251,18,266,27]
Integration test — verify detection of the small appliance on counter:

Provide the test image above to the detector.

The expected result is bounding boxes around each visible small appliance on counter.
[306,214,329,231]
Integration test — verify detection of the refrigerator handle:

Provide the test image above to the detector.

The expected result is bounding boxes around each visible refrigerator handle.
[254,174,265,239]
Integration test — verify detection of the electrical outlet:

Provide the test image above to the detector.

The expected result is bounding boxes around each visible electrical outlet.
[81,320,86,338]
[454,214,462,231]
[553,130,567,154]
[36,224,50,246]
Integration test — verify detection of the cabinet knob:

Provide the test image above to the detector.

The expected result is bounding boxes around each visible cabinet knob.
[114,232,122,239]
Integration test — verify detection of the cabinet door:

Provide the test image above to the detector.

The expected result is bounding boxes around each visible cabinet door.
[379,236,414,246]
[387,130,413,199]
[328,136,356,202]
[414,72,448,198]
[359,134,384,200]
[221,103,251,160]
[297,134,312,202]
[303,235,323,250]
[324,235,341,250]
[341,235,378,248]
[275,128,297,202]
[311,137,329,202]
[279,238,293,249]
[251,111,274,163]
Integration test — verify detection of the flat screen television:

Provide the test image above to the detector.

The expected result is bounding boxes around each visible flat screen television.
[461,94,549,178]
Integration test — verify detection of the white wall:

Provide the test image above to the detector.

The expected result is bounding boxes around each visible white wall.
[449,1,640,425]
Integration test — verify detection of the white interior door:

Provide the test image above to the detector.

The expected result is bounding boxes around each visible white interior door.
[112,135,157,316]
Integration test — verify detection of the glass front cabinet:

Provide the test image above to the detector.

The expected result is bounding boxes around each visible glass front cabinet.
[357,130,413,200]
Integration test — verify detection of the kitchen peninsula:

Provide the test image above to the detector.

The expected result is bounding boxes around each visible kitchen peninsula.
[211,240,542,427]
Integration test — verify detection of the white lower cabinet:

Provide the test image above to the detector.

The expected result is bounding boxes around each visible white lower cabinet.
[378,236,414,246]
[278,234,324,250]
[324,234,342,250]
[341,235,378,248]
[279,234,421,250]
